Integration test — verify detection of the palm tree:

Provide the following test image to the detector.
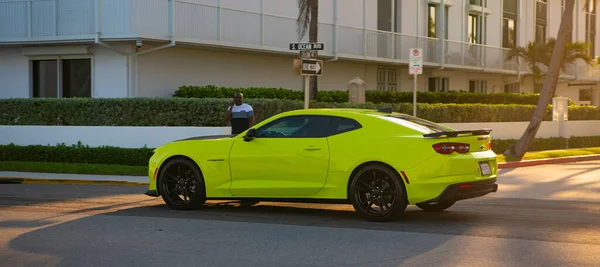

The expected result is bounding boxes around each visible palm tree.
[505,38,593,96]
[296,0,319,100]
[503,0,580,159]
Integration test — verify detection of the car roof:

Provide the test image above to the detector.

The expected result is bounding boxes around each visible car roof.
[280,108,400,118]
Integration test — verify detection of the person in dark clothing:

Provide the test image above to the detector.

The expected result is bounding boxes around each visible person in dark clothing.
[224,92,255,135]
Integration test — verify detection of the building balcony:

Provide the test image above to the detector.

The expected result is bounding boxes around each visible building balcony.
[1,0,599,81]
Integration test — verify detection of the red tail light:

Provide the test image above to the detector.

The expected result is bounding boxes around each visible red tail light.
[488,141,492,150]
[433,143,470,154]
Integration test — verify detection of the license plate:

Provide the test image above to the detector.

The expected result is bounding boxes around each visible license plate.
[479,162,492,176]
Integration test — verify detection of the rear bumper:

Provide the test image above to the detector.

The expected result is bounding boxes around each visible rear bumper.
[416,178,498,205]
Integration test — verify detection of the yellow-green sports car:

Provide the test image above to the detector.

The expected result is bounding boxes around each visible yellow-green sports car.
[144,108,499,222]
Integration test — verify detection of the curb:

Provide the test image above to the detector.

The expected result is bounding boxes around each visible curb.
[0,177,149,186]
[498,154,600,169]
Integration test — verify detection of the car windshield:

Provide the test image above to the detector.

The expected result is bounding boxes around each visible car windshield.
[378,114,452,134]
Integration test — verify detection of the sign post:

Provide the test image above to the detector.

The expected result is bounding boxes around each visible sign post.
[409,48,423,117]
[291,42,324,109]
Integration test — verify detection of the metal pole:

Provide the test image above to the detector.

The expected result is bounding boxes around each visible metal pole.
[304,75,310,109]
[413,74,417,116]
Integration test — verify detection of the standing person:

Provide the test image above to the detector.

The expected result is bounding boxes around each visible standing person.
[224,92,255,135]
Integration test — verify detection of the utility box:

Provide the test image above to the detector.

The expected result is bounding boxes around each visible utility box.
[348,77,366,104]
[552,96,569,122]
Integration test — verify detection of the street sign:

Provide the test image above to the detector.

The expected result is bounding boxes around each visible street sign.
[300,50,318,59]
[290,42,325,51]
[409,48,423,75]
[300,59,323,76]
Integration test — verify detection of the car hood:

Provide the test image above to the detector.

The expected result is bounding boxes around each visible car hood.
[175,134,236,142]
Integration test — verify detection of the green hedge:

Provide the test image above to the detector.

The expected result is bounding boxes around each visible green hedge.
[174,85,576,105]
[0,142,153,166]
[2,136,599,166]
[1,98,599,126]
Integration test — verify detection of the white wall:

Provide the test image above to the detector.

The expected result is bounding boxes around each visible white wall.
[444,120,600,140]
[0,126,231,148]
[0,47,29,98]
[90,44,131,98]
[2,121,599,149]
[136,46,376,96]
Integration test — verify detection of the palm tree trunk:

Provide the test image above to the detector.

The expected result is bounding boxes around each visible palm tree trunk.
[308,1,318,100]
[503,0,575,159]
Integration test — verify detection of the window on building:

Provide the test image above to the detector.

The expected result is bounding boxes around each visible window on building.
[535,0,547,43]
[377,0,398,32]
[469,80,488,93]
[428,3,448,39]
[31,58,92,98]
[504,82,520,93]
[586,0,596,57]
[377,67,398,91]
[534,83,543,94]
[503,0,518,48]
[468,14,484,44]
[580,88,592,101]
[470,0,482,6]
[428,77,449,92]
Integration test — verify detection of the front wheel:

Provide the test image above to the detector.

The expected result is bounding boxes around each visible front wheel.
[158,158,206,210]
[349,164,408,222]
[416,200,456,212]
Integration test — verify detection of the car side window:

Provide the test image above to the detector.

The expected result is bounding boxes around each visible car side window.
[257,115,331,138]
[326,117,362,136]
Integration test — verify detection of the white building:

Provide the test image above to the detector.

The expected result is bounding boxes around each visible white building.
[0,0,599,106]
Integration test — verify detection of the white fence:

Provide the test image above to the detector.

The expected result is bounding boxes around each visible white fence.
[1,121,599,149]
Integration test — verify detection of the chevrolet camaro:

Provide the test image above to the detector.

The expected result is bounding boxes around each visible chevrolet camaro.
[144,108,499,222]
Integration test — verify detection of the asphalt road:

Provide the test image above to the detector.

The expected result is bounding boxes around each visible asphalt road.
[1,163,600,267]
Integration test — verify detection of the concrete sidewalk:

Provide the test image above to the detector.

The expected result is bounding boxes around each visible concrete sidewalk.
[0,171,148,186]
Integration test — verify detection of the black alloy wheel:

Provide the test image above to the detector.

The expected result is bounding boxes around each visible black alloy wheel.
[349,164,408,222]
[158,158,206,210]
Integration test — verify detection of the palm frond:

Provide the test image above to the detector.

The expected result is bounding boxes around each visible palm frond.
[296,0,311,40]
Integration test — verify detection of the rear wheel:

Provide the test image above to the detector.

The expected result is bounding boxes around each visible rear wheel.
[158,158,206,210]
[349,164,408,222]
[416,200,456,212]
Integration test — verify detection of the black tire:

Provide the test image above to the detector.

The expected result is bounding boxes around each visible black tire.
[416,200,456,212]
[349,164,408,222]
[157,158,206,210]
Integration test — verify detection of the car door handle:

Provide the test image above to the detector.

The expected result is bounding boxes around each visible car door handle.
[304,146,321,151]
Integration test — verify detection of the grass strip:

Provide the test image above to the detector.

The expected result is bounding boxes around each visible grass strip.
[497,147,600,162]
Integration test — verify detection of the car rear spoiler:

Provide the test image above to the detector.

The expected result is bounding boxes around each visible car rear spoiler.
[423,128,492,138]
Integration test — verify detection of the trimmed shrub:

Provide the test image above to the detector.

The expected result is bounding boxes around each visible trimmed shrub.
[0,142,153,166]
[2,136,599,166]
[174,85,577,105]
[1,98,599,126]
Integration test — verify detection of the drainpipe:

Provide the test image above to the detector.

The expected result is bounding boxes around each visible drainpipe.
[134,0,176,97]
[326,0,338,62]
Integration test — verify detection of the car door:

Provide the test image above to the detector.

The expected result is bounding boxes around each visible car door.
[228,115,331,197]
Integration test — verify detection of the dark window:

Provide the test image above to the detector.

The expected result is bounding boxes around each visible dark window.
[326,117,362,136]
[32,60,58,98]
[31,58,91,98]
[256,115,331,138]
[62,59,92,97]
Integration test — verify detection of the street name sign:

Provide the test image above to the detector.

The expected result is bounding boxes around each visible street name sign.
[290,42,325,51]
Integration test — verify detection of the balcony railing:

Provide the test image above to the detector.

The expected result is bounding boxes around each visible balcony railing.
[1,0,599,80]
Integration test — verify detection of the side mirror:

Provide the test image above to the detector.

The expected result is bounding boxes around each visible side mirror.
[244,128,256,142]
